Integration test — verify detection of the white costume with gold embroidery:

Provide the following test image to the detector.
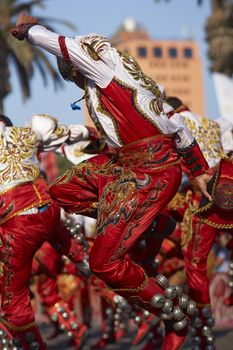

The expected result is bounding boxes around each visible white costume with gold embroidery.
[179,110,226,168]
[216,117,233,155]
[60,141,96,165]
[27,25,195,150]
[0,114,89,193]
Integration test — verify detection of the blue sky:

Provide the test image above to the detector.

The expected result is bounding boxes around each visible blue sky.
[5,0,218,125]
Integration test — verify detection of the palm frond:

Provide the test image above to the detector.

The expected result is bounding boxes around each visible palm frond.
[9,50,31,99]
[33,57,48,85]
[0,0,74,111]
[11,0,45,15]
[6,34,34,70]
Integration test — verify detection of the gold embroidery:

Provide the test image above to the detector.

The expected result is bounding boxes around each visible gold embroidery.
[0,183,28,195]
[74,149,83,157]
[195,302,211,308]
[124,158,181,172]
[168,192,186,211]
[198,217,233,229]
[181,193,198,250]
[80,35,109,61]
[85,86,107,138]
[51,167,77,186]
[54,125,68,137]
[119,52,161,98]
[0,128,39,186]
[114,77,164,134]
[119,51,168,123]
[51,158,115,188]
[85,52,166,143]
[118,139,181,170]
[107,273,149,293]
[183,116,225,162]
[81,43,100,61]
[194,165,220,215]
[33,184,43,207]
[149,98,164,115]
[1,318,35,331]
[95,88,124,145]
[38,114,68,137]
[97,168,139,236]
[0,200,51,225]
[57,274,80,299]
[0,262,4,277]
[0,201,15,221]
[0,234,13,306]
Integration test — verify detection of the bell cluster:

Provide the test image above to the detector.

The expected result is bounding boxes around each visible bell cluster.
[112,296,132,332]
[189,306,215,350]
[151,274,196,331]
[50,302,79,339]
[227,261,233,288]
[65,219,89,252]
[0,328,40,350]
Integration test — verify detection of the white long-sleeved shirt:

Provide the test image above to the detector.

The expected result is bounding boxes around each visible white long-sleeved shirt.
[0,114,89,192]
[27,25,195,150]
[180,110,227,168]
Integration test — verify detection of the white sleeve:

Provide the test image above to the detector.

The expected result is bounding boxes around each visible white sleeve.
[217,118,233,155]
[165,112,195,149]
[31,114,91,150]
[62,142,96,165]
[0,122,6,135]
[28,25,114,88]
[30,114,70,148]
[0,123,7,146]
[68,124,89,142]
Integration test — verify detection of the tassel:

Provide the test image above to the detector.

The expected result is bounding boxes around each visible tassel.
[70,93,88,111]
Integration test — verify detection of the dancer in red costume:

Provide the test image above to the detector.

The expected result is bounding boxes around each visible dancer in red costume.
[0,113,94,350]
[12,13,212,350]
[166,96,233,350]
[32,241,89,349]
[222,236,233,306]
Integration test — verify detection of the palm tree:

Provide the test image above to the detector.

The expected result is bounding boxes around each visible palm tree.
[0,0,75,114]
[205,0,233,76]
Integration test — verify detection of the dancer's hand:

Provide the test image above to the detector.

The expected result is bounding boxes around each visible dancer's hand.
[16,12,38,26]
[195,173,212,201]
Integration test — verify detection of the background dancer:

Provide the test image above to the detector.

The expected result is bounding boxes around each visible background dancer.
[12,12,212,349]
[0,113,93,349]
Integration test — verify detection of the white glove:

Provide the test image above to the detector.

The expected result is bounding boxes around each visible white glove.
[68,124,89,143]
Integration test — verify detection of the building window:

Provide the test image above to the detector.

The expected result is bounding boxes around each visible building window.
[183,89,190,95]
[153,47,162,58]
[137,47,147,57]
[183,75,190,82]
[184,48,193,58]
[169,47,177,58]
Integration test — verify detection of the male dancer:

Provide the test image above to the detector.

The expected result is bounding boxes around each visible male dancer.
[165,96,233,349]
[13,13,211,349]
[0,113,93,349]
